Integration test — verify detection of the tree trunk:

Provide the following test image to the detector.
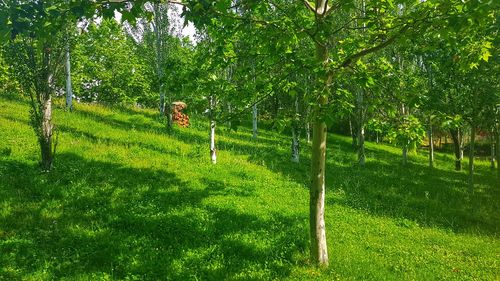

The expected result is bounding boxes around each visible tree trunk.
[468,125,475,191]
[306,120,311,143]
[402,142,408,165]
[496,129,500,178]
[291,94,300,163]
[291,128,300,163]
[349,117,357,148]
[428,116,434,168]
[153,3,170,128]
[490,131,495,169]
[459,129,464,162]
[305,82,311,144]
[309,42,329,267]
[376,131,379,144]
[209,96,217,164]
[356,89,365,166]
[252,104,258,139]
[65,42,73,111]
[450,129,462,170]
[227,102,232,129]
[40,94,54,171]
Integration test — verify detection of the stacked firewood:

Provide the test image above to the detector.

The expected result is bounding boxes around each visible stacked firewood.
[171,102,190,127]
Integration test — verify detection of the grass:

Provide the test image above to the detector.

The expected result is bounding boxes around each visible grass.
[0,93,499,280]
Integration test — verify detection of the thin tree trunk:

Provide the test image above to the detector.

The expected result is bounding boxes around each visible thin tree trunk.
[291,128,300,163]
[496,129,500,177]
[65,42,73,111]
[209,95,217,164]
[349,117,357,148]
[376,131,379,144]
[428,116,434,168]
[305,80,311,144]
[356,89,365,166]
[468,125,475,191]
[450,129,462,170]
[291,94,300,163]
[490,131,495,169]
[306,120,311,143]
[459,128,464,161]
[309,42,329,267]
[227,102,232,129]
[252,104,258,139]
[153,3,170,128]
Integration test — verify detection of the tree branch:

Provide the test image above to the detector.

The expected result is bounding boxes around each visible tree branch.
[340,24,409,68]
[304,0,316,13]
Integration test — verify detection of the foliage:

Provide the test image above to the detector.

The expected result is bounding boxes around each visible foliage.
[387,115,426,151]
[72,19,151,105]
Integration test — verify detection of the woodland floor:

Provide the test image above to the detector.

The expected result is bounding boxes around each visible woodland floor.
[0,94,499,280]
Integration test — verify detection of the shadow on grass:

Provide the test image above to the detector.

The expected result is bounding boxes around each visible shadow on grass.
[172,125,500,236]
[0,153,307,280]
[73,105,167,135]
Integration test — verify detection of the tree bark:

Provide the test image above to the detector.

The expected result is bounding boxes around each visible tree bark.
[153,2,171,129]
[468,125,475,191]
[291,94,300,163]
[65,42,73,111]
[428,116,434,168]
[356,89,365,166]
[39,94,54,171]
[227,102,232,129]
[349,117,357,148]
[309,42,329,267]
[450,129,462,171]
[252,104,258,139]
[490,130,495,170]
[496,129,500,178]
[209,95,217,164]
[291,128,300,163]
[402,142,408,165]
[306,120,311,143]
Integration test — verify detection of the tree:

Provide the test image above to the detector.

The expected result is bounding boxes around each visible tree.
[72,19,151,105]
[0,0,74,170]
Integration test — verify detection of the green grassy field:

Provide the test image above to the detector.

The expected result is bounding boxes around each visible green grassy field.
[0,94,499,280]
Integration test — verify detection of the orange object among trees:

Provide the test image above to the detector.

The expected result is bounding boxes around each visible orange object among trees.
[171,101,190,127]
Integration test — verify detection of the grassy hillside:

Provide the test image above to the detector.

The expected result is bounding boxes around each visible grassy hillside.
[0,94,499,280]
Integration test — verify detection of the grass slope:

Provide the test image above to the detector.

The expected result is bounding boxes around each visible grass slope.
[0,95,499,280]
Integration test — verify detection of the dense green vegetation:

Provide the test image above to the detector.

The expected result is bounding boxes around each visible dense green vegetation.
[0,0,498,278]
[1,94,498,280]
